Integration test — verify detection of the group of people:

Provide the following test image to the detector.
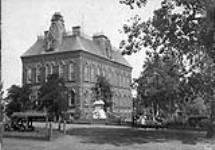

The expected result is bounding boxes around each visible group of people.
[132,113,147,127]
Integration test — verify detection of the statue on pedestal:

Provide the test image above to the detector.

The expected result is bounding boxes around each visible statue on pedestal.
[92,100,107,119]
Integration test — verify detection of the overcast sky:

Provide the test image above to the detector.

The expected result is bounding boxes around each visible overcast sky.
[2,0,161,95]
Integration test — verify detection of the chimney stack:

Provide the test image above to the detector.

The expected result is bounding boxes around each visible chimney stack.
[72,26,81,36]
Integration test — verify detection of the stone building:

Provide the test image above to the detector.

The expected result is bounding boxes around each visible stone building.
[21,12,132,119]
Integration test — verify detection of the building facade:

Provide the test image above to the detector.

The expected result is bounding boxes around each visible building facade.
[21,13,132,119]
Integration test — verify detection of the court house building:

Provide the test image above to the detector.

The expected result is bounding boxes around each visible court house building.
[21,13,132,119]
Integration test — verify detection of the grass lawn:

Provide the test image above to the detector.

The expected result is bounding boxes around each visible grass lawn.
[67,128,214,146]
[4,126,215,150]
[3,127,64,141]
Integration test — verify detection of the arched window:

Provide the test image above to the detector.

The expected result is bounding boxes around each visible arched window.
[52,64,59,76]
[69,62,75,81]
[68,90,75,106]
[26,68,32,84]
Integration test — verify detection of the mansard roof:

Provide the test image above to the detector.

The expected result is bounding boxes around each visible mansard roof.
[21,33,132,68]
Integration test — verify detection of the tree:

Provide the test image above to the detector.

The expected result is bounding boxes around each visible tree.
[0,83,4,150]
[120,0,214,69]
[5,84,32,116]
[185,96,208,116]
[38,74,68,122]
[135,53,183,119]
[91,75,113,111]
[120,0,215,136]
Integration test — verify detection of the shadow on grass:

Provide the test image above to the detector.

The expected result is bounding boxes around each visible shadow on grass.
[4,127,64,141]
[67,127,214,146]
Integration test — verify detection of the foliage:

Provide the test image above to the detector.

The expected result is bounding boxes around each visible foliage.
[5,84,32,116]
[91,75,113,111]
[135,54,183,116]
[0,83,4,121]
[38,74,68,119]
[184,96,208,116]
[120,0,214,58]
[120,0,214,119]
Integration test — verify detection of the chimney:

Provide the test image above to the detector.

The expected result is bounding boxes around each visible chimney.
[93,33,112,58]
[72,26,81,36]
[44,31,48,38]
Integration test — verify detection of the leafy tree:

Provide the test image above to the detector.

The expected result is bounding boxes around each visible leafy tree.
[38,74,68,122]
[120,0,214,77]
[184,96,208,116]
[120,0,215,136]
[135,53,183,119]
[0,83,4,121]
[5,84,32,116]
[91,75,113,111]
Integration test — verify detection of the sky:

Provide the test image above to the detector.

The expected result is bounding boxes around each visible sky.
[2,0,161,95]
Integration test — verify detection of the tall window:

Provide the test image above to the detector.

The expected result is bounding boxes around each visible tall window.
[45,63,52,81]
[36,64,42,83]
[102,68,106,77]
[84,63,90,81]
[91,65,95,82]
[59,64,64,78]
[83,90,89,106]
[53,65,59,76]
[69,63,75,81]
[68,90,75,106]
[26,68,32,84]
[97,67,101,76]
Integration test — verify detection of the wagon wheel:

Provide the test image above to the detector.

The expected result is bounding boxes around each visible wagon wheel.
[19,124,26,132]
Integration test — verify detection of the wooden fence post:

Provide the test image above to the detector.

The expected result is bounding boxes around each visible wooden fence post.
[63,120,66,134]
[47,122,52,141]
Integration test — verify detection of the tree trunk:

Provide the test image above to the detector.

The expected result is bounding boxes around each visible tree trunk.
[152,102,155,121]
[206,120,214,138]
[58,116,61,131]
